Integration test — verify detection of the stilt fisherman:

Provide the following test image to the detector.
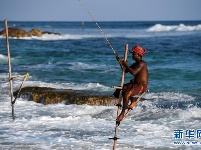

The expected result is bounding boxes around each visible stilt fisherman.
[115,45,148,122]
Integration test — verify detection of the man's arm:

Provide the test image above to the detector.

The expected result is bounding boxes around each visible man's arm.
[122,61,144,76]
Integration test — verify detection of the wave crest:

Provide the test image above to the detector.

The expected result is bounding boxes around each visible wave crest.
[147,24,201,32]
[0,54,8,64]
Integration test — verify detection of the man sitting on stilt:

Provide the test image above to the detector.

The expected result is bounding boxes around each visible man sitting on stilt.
[115,45,148,122]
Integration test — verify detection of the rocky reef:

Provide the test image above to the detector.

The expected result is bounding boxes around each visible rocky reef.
[14,86,116,106]
[0,28,60,38]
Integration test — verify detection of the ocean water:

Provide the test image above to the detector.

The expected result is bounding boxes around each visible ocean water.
[0,21,201,150]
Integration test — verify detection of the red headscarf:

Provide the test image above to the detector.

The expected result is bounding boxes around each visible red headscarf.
[130,45,146,56]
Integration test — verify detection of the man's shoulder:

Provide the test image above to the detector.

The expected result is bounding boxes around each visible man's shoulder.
[141,59,146,63]
[139,60,147,69]
[131,61,147,69]
[139,60,147,65]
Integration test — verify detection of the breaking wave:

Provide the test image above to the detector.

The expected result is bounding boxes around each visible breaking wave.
[147,23,201,32]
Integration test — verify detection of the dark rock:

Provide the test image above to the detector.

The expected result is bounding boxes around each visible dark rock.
[14,86,116,106]
[42,31,60,35]
[29,29,42,37]
[0,28,61,38]
[0,27,31,38]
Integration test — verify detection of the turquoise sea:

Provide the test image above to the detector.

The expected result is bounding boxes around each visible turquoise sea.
[0,21,201,149]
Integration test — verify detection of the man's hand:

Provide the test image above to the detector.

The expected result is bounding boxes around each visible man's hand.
[122,60,127,66]
[116,55,124,69]
[116,55,122,63]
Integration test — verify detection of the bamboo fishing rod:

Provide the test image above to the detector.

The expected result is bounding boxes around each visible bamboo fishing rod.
[78,0,118,57]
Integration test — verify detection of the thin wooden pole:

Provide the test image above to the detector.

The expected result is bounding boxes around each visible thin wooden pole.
[2,73,29,81]
[12,74,29,104]
[4,19,15,120]
[112,44,128,150]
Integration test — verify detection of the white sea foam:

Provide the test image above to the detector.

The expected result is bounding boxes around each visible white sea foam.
[0,91,198,149]
[0,53,17,65]
[0,54,8,64]
[31,34,86,40]
[147,24,201,32]
[68,62,108,70]
[145,92,195,101]
[0,54,7,59]
[0,32,151,40]
[0,33,104,41]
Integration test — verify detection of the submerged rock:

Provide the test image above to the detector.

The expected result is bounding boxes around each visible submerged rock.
[14,86,116,106]
[42,31,60,35]
[0,28,60,38]
[0,28,31,37]
[29,29,42,37]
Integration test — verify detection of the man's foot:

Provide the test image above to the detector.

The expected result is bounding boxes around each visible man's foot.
[128,98,138,109]
[116,113,125,122]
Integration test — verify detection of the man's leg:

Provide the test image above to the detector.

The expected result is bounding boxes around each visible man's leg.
[116,84,143,122]
[128,84,147,109]
[128,97,138,109]
[116,84,132,122]
[116,94,129,122]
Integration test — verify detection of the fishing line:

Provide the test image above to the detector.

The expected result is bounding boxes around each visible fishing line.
[78,0,118,57]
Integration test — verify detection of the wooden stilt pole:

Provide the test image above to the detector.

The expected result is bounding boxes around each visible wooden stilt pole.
[110,44,128,150]
[122,92,146,120]
[12,74,29,104]
[4,19,15,120]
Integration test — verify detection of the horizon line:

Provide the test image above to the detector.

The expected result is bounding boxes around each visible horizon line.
[1,19,201,22]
